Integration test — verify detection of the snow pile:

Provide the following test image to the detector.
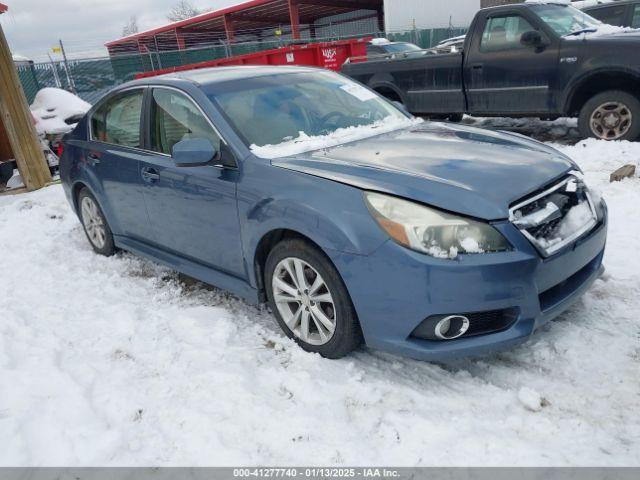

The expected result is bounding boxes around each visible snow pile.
[572,0,614,9]
[370,38,391,45]
[12,54,31,63]
[536,201,595,249]
[555,201,594,238]
[524,0,571,5]
[251,116,423,158]
[0,134,639,466]
[517,387,547,412]
[30,88,91,136]
[459,237,483,254]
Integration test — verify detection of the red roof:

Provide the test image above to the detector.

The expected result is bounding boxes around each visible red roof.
[0,4,8,14]
[106,0,382,48]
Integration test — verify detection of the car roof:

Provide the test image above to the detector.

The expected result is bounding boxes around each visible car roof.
[132,65,323,88]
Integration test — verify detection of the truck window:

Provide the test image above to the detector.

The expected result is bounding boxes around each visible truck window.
[480,15,536,52]
[529,4,601,36]
[633,5,640,28]
[588,5,628,26]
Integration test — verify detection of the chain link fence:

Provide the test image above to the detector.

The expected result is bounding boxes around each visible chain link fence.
[17,25,468,106]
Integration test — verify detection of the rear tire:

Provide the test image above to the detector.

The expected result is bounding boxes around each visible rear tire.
[77,188,116,256]
[578,90,640,141]
[265,239,362,359]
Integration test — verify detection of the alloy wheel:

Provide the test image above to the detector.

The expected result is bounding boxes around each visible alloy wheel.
[590,101,633,140]
[80,196,107,249]
[272,257,337,346]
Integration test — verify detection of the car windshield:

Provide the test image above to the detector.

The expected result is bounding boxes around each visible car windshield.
[381,43,423,53]
[529,3,602,36]
[209,71,413,157]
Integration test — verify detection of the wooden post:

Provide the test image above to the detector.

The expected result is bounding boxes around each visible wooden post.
[0,4,52,191]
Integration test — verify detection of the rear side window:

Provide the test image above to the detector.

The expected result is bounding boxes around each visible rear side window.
[150,89,221,156]
[481,15,536,52]
[633,5,640,28]
[588,5,628,26]
[91,90,143,148]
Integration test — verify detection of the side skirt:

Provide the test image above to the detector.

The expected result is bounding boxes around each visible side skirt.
[114,235,261,305]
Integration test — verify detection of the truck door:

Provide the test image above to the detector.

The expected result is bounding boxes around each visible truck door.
[465,11,560,115]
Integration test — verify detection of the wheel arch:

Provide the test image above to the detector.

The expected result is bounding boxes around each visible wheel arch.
[373,84,404,103]
[565,70,640,115]
[71,181,91,214]
[367,73,407,105]
[253,229,329,300]
[71,179,121,236]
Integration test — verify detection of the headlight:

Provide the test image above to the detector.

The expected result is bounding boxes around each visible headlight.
[364,192,511,258]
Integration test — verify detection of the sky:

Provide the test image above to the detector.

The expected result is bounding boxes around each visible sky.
[0,0,240,61]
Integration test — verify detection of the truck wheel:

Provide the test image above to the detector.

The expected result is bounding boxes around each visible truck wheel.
[579,91,640,141]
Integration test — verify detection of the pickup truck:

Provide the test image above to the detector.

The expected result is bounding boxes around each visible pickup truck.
[342,1,640,141]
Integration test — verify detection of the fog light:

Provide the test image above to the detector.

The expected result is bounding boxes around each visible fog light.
[434,315,470,340]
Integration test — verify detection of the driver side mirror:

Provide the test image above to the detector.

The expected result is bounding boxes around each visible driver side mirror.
[520,30,544,48]
[172,138,218,167]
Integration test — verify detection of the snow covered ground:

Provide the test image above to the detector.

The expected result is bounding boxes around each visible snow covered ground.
[0,136,639,466]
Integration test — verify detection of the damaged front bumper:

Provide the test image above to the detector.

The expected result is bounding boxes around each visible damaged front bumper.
[326,203,608,362]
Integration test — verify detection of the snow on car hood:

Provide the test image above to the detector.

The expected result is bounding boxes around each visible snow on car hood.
[30,88,91,136]
[272,122,576,221]
[563,24,640,40]
[250,116,423,158]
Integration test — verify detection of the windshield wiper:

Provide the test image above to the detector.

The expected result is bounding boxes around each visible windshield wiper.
[564,28,598,37]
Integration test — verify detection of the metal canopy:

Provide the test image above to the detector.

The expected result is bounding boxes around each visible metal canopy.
[106,0,383,54]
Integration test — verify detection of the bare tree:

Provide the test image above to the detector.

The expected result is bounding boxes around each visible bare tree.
[167,1,204,22]
[122,16,139,37]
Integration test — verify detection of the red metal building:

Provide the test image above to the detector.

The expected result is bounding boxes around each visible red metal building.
[106,0,384,56]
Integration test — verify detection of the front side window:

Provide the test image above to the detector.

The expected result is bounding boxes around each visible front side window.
[150,89,222,156]
[481,15,536,52]
[528,4,601,36]
[633,5,640,28]
[91,89,143,148]
[209,71,408,151]
[588,5,628,26]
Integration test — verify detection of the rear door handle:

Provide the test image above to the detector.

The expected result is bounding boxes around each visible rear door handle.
[141,167,160,183]
[87,152,101,165]
[471,63,484,70]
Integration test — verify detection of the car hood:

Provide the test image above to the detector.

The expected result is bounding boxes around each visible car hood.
[564,31,640,44]
[272,122,576,220]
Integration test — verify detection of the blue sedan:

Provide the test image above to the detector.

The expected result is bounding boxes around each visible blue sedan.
[60,66,607,360]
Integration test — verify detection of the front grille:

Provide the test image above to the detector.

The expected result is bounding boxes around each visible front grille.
[510,173,598,257]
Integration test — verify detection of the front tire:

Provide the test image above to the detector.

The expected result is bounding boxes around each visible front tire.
[77,188,116,256]
[265,239,362,359]
[578,90,640,141]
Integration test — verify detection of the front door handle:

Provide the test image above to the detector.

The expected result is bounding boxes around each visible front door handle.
[141,167,160,183]
[471,63,484,70]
